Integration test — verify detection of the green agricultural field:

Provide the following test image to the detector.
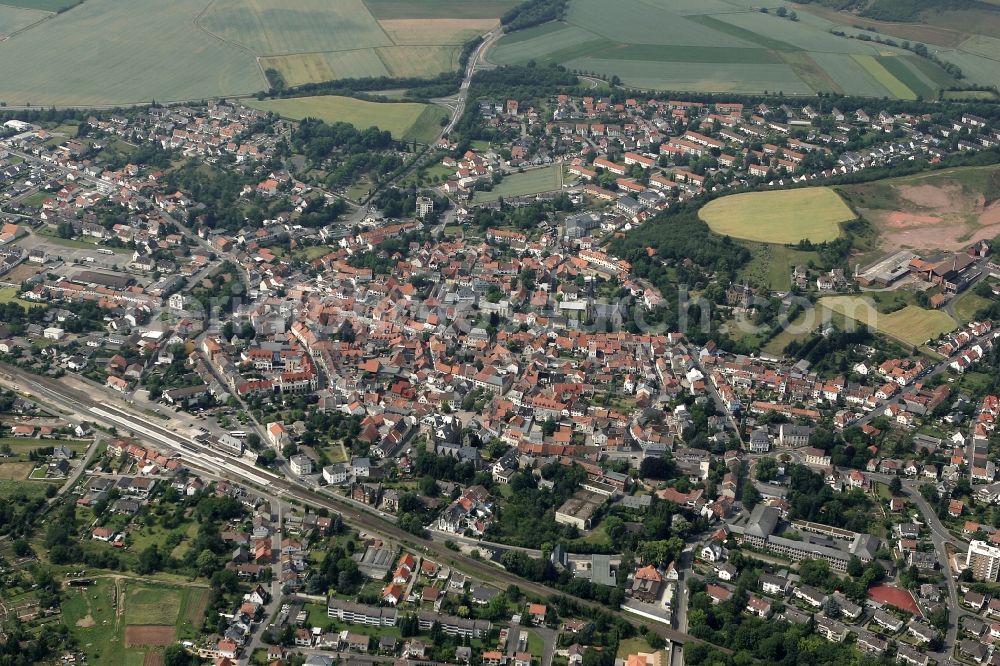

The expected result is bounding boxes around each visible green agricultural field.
[698,187,854,244]
[0,0,509,105]
[362,0,519,20]
[487,0,965,97]
[375,45,458,78]
[819,296,956,346]
[199,0,391,56]
[809,52,893,97]
[0,0,264,106]
[852,55,916,100]
[472,165,564,203]
[262,50,389,88]
[876,56,939,100]
[0,4,48,38]
[248,95,446,143]
[2,0,79,10]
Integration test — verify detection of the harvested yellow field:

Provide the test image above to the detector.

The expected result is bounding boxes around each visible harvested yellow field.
[377,17,497,45]
[699,187,854,244]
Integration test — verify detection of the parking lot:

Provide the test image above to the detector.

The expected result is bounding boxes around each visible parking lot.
[14,230,134,272]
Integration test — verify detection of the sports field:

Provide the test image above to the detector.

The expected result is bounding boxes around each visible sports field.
[473,164,565,203]
[698,187,854,244]
[487,0,972,97]
[248,95,447,143]
[0,0,514,105]
[820,296,956,346]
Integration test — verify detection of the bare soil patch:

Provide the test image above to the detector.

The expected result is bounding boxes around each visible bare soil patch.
[860,175,1000,250]
[896,182,964,211]
[75,614,95,628]
[124,625,175,647]
[980,200,1000,226]
[884,211,941,228]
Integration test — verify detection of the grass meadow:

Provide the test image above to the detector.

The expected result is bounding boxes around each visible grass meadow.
[472,164,565,203]
[819,296,956,347]
[248,95,447,143]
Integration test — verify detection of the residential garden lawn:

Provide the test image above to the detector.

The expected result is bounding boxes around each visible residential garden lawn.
[472,165,564,203]
[738,242,819,291]
[953,290,993,323]
[616,637,658,658]
[0,478,52,498]
[168,521,201,560]
[400,162,454,188]
[0,461,35,480]
[345,180,373,201]
[247,96,447,143]
[526,631,545,658]
[293,245,335,261]
[0,286,44,309]
[18,191,51,207]
[819,296,957,346]
[699,187,853,244]
[35,226,131,253]
[0,438,89,457]
[128,518,199,557]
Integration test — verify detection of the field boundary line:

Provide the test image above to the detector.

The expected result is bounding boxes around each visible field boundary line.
[0,9,55,41]
[190,0,268,88]
[191,0,262,58]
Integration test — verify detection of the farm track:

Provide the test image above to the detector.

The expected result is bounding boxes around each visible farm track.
[0,10,55,42]
[191,0,271,87]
